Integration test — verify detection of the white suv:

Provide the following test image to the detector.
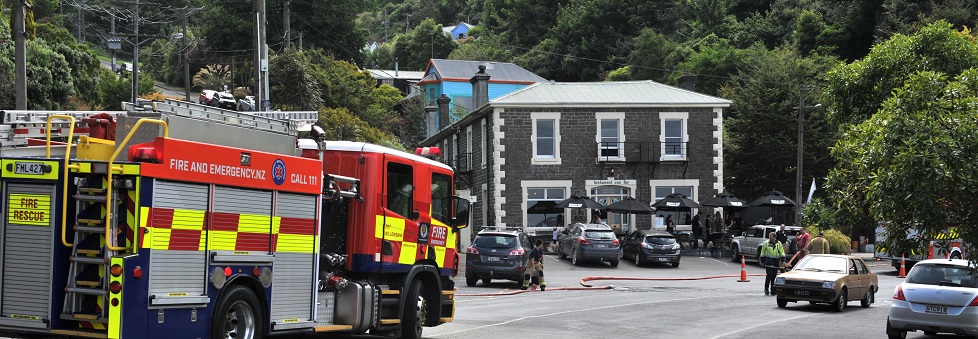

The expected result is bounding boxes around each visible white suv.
[730,224,802,265]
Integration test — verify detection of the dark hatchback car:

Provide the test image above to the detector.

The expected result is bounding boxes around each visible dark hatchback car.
[622,230,682,267]
[557,223,621,267]
[465,227,533,287]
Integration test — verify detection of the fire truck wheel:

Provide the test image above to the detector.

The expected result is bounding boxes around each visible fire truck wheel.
[401,279,426,339]
[212,285,264,339]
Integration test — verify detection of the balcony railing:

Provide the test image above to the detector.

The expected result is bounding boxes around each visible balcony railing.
[596,141,690,163]
[453,152,474,172]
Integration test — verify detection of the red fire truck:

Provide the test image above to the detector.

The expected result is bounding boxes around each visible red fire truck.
[0,100,470,339]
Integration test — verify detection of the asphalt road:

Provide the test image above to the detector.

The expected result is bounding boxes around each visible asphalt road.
[417,252,942,339]
[97,59,196,101]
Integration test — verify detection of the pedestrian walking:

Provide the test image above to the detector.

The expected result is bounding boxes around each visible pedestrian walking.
[775,224,788,246]
[691,212,702,249]
[806,231,830,254]
[552,226,559,249]
[787,228,812,267]
[521,240,547,291]
[760,232,786,295]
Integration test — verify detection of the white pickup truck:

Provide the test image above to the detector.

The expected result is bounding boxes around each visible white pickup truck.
[730,224,802,265]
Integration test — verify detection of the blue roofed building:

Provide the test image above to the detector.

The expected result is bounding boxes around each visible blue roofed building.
[442,22,475,40]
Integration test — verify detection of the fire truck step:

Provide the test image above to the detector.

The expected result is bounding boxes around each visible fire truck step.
[74,225,106,234]
[70,256,107,265]
[66,287,107,296]
[75,280,101,288]
[76,249,101,256]
[77,218,103,225]
[74,194,109,202]
[59,313,109,324]
[50,329,108,338]
[378,319,400,325]
[77,187,107,194]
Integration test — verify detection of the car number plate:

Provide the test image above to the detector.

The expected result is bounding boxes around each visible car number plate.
[484,256,501,262]
[657,257,669,262]
[594,244,606,248]
[925,305,948,314]
[793,290,810,296]
[14,162,45,175]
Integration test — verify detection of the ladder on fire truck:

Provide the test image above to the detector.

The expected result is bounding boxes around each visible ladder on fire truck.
[0,110,127,156]
[44,101,319,333]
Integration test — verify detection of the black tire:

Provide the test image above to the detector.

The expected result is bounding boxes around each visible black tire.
[861,288,873,308]
[481,277,491,285]
[886,319,907,339]
[808,301,817,305]
[634,252,643,267]
[832,288,847,312]
[777,297,788,308]
[211,285,264,339]
[465,275,477,287]
[610,260,619,268]
[572,248,582,266]
[558,244,567,259]
[671,261,680,268]
[923,331,937,336]
[401,280,426,339]
[731,246,740,263]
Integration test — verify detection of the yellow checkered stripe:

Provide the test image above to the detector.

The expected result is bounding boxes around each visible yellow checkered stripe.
[376,215,458,268]
[139,207,317,253]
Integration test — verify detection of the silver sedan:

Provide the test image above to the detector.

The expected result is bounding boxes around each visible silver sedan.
[887,258,978,338]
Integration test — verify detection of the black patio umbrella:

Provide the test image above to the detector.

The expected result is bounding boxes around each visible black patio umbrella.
[603,197,656,214]
[554,194,605,209]
[527,200,563,214]
[701,192,748,208]
[748,191,796,207]
[651,193,704,210]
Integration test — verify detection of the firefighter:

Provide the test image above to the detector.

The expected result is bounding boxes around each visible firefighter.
[522,240,547,291]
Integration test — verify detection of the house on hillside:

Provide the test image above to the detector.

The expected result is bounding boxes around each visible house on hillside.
[418,59,546,136]
[366,69,425,96]
[442,22,474,40]
[421,74,731,247]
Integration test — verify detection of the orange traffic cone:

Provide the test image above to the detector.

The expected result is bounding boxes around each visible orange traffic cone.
[737,255,750,282]
[898,253,906,278]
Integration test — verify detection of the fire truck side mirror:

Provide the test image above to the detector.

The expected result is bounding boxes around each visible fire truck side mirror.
[451,196,471,229]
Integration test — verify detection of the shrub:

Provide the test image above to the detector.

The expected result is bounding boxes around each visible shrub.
[809,227,852,254]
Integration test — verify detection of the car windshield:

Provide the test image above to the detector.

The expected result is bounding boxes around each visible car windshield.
[473,235,517,249]
[585,230,616,240]
[646,236,675,245]
[906,264,978,287]
[793,256,847,273]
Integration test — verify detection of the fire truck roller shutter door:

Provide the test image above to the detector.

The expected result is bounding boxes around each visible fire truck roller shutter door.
[0,183,56,328]
[270,192,318,327]
[147,180,208,302]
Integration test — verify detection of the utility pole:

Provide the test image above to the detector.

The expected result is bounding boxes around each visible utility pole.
[254,0,267,111]
[77,2,83,43]
[795,87,806,227]
[283,0,290,49]
[131,0,141,103]
[14,0,28,109]
[182,8,190,101]
[111,14,117,73]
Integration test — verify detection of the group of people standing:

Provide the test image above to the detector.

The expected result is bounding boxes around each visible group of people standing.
[687,211,742,249]
[760,226,832,295]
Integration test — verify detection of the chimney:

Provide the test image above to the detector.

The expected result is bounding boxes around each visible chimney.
[425,91,438,137]
[437,94,451,131]
[678,72,697,91]
[470,65,490,108]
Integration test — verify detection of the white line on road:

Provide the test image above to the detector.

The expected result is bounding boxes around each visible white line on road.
[708,313,818,339]
[429,295,715,337]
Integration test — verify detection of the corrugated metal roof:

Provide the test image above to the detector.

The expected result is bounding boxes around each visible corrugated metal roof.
[428,59,547,83]
[367,69,425,81]
[490,80,731,107]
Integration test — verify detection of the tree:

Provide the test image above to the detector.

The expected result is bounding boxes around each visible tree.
[269,49,323,111]
[193,64,230,91]
[627,28,683,83]
[447,29,513,62]
[824,21,978,127]
[827,70,978,263]
[391,18,455,71]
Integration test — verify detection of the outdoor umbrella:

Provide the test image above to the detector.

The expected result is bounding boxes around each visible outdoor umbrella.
[603,197,656,214]
[748,191,796,225]
[701,192,748,208]
[651,193,704,210]
[554,194,605,209]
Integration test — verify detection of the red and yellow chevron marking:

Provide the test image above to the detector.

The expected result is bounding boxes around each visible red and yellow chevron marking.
[78,321,106,330]
[140,207,316,253]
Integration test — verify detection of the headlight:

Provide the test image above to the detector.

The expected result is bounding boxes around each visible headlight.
[774,277,785,285]
[671,243,680,250]
[822,281,835,289]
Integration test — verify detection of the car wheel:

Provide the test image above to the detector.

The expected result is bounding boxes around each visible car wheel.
[777,297,788,308]
[610,259,619,267]
[731,246,740,263]
[671,261,680,268]
[634,253,643,267]
[572,248,582,266]
[465,275,477,287]
[481,277,491,285]
[832,288,847,312]
[558,244,567,259]
[861,288,872,308]
[886,318,907,339]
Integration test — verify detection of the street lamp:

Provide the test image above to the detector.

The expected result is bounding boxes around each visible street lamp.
[796,98,821,227]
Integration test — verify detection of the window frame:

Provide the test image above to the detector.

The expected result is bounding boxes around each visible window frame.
[595,112,626,161]
[659,112,689,161]
[531,112,561,164]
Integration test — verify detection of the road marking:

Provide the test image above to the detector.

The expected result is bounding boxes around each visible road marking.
[708,313,818,339]
[429,295,715,337]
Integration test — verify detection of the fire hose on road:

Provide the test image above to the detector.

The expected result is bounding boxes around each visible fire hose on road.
[455,273,767,297]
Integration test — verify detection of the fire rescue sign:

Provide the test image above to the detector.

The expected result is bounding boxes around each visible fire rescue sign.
[8,193,50,226]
